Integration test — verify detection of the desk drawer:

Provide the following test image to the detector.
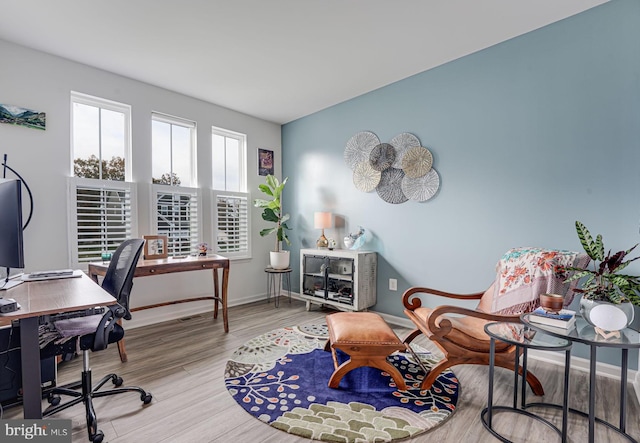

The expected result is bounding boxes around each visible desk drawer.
[137,262,220,276]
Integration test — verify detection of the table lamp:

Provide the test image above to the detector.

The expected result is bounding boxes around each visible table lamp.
[314,212,332,249]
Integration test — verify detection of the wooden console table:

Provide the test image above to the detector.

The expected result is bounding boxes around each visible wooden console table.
[88,254,230,362]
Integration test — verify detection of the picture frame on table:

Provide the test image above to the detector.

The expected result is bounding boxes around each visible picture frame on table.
[258,148,274,176]
[143,235,168,260]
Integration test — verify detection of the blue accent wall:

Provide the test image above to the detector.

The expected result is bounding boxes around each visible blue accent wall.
[283,1,640,366]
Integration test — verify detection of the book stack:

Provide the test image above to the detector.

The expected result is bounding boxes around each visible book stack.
[528,307,576,329]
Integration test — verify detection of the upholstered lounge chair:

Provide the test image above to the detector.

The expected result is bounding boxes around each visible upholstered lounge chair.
[402,283,544,395]
[402,247,589,395]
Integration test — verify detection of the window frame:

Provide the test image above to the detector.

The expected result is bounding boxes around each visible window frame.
[211,126,247,193]
[70,91,132,181]
[151,112,197,187]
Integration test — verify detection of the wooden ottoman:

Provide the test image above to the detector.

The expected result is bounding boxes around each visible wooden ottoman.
[325,312,408,391]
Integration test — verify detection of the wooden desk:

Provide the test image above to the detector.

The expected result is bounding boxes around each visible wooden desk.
[88,255,230,362]
[0,273,116,419]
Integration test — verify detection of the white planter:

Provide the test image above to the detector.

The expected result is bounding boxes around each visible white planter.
[580,297,634,331]
[270,251,290,269]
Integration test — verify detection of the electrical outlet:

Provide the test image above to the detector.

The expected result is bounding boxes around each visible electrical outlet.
[389,278,397,291]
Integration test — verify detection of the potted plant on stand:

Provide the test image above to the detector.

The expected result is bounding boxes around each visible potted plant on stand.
[566,221,640,333]
[254,175,291,269]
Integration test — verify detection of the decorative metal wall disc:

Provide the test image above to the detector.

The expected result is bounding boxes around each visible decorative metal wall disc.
[376,167,408,204]
[402,168,440,201]
[390,132,421,169]
[344,131,380,171]
[369,143,395,171]
[353,161,381,192]
[401,147,433,178]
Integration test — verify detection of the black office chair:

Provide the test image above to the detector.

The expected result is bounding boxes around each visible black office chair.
[40,239,151,443]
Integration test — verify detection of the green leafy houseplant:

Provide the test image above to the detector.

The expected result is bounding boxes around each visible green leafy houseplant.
[253,175,291,252]
[565,221,640,306]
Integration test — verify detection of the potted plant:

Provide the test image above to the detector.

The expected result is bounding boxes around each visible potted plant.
[254,175,291,269]
[565,220,640,331]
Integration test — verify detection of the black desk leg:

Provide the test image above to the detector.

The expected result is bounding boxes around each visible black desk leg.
[19,316,43,419]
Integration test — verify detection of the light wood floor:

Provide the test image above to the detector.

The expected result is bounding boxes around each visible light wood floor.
[4,298,640,442]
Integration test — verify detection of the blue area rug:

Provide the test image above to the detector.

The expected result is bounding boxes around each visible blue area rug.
[224,323,459,442]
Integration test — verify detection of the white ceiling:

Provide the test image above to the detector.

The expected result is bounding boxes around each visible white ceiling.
[0,0,608,124]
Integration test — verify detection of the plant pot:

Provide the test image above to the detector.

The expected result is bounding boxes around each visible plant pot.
[580,297,634,331]
[270,251,290,270]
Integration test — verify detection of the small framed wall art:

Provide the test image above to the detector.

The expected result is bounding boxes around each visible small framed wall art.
[143,235,168,260]
[0,103,46,130]
[258,148,274,176]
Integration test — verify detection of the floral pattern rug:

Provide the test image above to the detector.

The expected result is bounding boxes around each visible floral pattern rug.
[224,323,459,442]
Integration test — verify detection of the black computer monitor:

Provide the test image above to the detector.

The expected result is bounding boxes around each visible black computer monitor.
[0,178,24,290]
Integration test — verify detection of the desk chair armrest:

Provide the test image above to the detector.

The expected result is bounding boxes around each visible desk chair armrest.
[92,304,126,352]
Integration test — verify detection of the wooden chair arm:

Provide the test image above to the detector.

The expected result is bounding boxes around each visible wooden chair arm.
[426,305,521,338]
[402,286,485,311]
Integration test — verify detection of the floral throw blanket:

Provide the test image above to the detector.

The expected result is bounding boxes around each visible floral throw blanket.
[490,247,590,315]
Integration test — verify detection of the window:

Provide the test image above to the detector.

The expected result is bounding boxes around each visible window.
[211,127,249,258]
[151,113,199,256]
[69,93,134,267]
[152,113,196,187]
[212,127,246,192]
[71,92,131,181]
[69,178,136,266]
[213,191,249,257]
[153,185,199,257]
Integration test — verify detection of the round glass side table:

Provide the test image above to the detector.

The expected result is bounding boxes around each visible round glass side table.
[522,313,640,443]
[482,322,572,443]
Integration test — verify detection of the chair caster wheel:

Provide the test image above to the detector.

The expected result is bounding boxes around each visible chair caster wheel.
[112,375,123,387]
[48,394,61,406]
[142,393,152,404]
[91,430,104,443]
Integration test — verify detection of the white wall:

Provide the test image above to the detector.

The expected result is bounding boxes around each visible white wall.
[0,39,281,327]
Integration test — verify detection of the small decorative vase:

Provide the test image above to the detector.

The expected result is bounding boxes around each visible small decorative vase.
[270,251,290,270]
[580,297,634,331]
[343,236,355,249]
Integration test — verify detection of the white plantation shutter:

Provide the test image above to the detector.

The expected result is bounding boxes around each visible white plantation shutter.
[153,185,199,256]
[213,190,250,259]
[69,178,136,266]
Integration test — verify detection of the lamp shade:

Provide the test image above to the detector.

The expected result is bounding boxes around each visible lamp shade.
[314,212,333,229]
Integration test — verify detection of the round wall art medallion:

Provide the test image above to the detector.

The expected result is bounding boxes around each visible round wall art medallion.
[390,132,421,169]
[401,146,433,178]
[376,167,408,204]
[369,143,396,171]
[344,130,440,205]
[402,168,440,202]
[344,131,380,171]
[353,161,382,192]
